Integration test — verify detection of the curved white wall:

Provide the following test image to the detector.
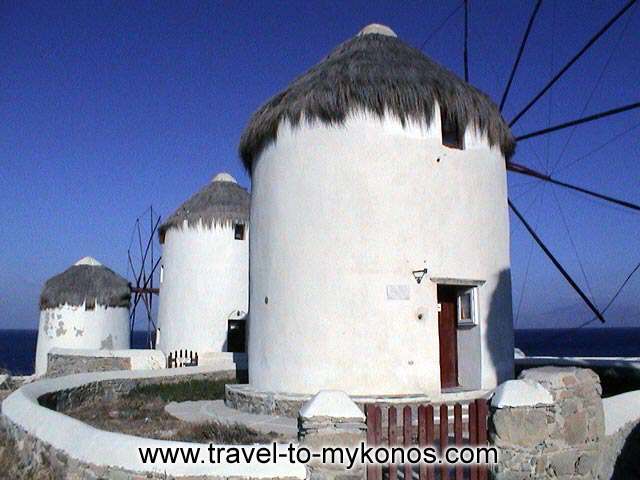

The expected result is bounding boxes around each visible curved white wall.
[249,110,513,396]
[156,222,249,356]
[2,367,305,479]
[35,304,130,376]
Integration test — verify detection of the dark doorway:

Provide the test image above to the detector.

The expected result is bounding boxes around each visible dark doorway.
[227,319,246,353]
[437,285,459,389]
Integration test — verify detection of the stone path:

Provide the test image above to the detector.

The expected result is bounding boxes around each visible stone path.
[165,400,297,439]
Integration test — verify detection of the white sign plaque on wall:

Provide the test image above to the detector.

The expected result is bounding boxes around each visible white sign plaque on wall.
[386,284,411,300]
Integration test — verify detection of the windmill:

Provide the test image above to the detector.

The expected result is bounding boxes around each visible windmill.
[447,0,640,329]
[126,206,162,349]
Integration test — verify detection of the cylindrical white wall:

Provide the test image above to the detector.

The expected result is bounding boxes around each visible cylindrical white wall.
[35,304,130,376]
[248,111,513,396]
[156,221,249,355]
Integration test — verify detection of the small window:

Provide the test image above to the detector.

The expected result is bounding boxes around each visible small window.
[457,287,477,326]
[160,265,164,284]
[234,224,245,240]
[441,111,464,150]
[85,297,96,311]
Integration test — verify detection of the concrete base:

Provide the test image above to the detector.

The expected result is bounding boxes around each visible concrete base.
[199,352,248,370]
[225,384,490,417]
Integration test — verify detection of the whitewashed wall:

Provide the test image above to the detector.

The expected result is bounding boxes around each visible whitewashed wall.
[156,222,248,356]
[249,110,513,396]
[2,367,305,479]
[35,304,130,376]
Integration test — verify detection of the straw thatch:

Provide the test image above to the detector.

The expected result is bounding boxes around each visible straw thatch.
[158,176,250,243]
[239,26,515,171]
[40,263,130,310]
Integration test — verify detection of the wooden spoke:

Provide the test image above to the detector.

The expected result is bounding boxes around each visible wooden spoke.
[508,198,605,323]
[515,102,640,141]
[509,0,637,127]
[500,0,543,111]
[507,161,640,212]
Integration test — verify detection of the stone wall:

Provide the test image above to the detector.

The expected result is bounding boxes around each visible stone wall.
[0,374,22,403]
[45,348,168,377]
[225,383,310,417]
[491,367,604,480]
[40,368,237,413]
[225,384,436,419]
[298,391,367,480]
[46,353,131,377]
[3,411,292,479]
[1,367,300,479]
[0,416,181,480]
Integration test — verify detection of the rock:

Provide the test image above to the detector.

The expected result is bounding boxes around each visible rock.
[519,366,581,391]
[547,450,579,476]
[560,397,579,417]
[491,407,550,447]
[564,411,588,445]
[492,367,606,479]
[493,473,531,480]
[575,451,598,476]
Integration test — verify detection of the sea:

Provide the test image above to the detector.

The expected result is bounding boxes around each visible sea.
[0,330,151,375]
[1,328,640,376]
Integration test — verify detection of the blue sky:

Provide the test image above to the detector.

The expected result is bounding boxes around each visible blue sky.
[1,1,639,330]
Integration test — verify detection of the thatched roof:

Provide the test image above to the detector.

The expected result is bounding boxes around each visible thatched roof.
[159,173,250,243]
[40,257,130,310]
[239,24,515,171]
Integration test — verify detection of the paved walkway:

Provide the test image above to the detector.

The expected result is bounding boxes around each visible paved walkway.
[165,400,298,439]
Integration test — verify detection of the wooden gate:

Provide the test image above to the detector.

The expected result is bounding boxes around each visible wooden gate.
[365,398,489,480]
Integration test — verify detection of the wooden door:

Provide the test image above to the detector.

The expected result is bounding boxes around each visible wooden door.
[437,285,459,389]
[227,320,246,353]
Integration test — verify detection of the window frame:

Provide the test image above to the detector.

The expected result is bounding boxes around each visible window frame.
[456,286,478,327]
[430,277,484,328]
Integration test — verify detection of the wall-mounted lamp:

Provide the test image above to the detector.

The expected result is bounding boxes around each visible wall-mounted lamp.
[412,268,428,284]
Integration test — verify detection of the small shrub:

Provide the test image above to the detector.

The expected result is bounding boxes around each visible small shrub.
[0,428,55,479]
[174,421,279,444]
[59,375,279,445]
[127,378,229,402]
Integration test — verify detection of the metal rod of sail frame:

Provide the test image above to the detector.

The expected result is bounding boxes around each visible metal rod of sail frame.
[463,0,469,82]
[509,0,637,127]
[515,102,640,141]
[507,161,640,212]
[500,0,542,111]
[508,198,605,323]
